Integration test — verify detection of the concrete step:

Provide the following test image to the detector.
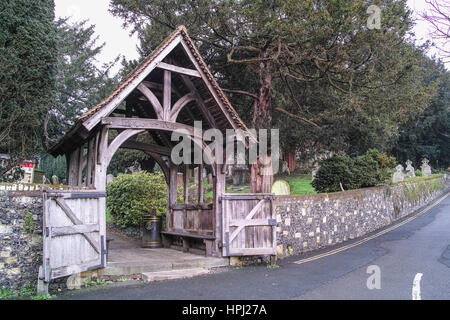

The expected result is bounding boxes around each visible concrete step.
[142,268,210,282]
[102,257,229,276]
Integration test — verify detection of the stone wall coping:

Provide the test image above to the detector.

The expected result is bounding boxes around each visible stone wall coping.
[274,174,447,203]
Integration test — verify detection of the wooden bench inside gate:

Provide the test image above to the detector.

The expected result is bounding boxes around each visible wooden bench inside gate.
[160,230,216,256]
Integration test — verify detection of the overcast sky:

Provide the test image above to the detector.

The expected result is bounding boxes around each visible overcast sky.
[54,0,449,74]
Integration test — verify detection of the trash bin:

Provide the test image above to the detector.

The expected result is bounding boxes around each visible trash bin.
[142,211,162,248]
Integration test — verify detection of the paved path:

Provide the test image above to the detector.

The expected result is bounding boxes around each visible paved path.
[59,193,450,300]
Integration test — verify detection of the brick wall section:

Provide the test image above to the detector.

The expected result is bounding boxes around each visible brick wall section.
[274,175,449,258]
[0,191,43,290]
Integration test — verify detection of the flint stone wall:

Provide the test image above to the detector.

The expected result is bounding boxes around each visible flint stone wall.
[275,175,449,257]
[0,190,43,290]
[0,190,66,292]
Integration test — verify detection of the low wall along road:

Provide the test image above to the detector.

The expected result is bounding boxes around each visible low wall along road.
[274,175,449,257]
[0,175,448,290]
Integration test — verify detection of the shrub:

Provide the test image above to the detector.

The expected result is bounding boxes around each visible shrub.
[312,149,396,193]
[312,155,353,193]
[106,172,182,228]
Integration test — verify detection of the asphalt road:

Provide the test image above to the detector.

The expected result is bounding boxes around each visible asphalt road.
[59,192,450,300]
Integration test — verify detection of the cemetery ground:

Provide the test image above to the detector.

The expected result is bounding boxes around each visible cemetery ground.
[54,190,450,300]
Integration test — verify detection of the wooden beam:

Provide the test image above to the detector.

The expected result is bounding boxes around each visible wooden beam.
[97,126,109,166]
[104,129,144,168]
[82,35,183,131]
[157,62,201,78]
[120,140,171,156]
[169,92,196,122]
[163,70,171,120]
[179,75,217,128]
[101,117,202,139]
[180,39,239,130]
[145,151,169,183]
[137,83,164,120]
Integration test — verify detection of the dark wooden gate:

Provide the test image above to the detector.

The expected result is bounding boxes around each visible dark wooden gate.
[221,193,276,256]
[42,189,107,282]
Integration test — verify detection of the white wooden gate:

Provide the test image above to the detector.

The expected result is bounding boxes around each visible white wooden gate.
[42,189,107,281]
[221,193,276,256]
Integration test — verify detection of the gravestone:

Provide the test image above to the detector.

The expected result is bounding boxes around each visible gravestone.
[311,165,320,181]
[232,165,249,185]
[51,175,59,185]
[421,158,432,177]
[405,160,415,178]
[106,174,115,184]
[392,164,405,183]
[271,180,290,195]
[193,167,199,184]
[42,176,51,185]
[281,160,290,175]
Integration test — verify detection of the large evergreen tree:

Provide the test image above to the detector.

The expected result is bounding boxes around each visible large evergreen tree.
[0,0,57,159]
[110,0,434,160]
[40,19,121,181]
[44,18,120,148]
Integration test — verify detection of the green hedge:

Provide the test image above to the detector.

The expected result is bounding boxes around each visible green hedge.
[312,149,396,193]
[106,171,182,228]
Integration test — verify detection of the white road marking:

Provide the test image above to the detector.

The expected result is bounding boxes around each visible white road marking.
[412,273,423,300]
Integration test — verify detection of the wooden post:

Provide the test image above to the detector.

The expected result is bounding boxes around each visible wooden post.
[77,145,85,186]
[67,148,80,186]
[198,163,203,204]
[184,164,189,204]
[86,138,95,187]
[168,162,178,230]
[213,163,226,257]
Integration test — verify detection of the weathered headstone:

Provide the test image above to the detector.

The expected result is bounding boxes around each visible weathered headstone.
[42,176,51,185]
[51,175,59,185]
[311,165,320,181]
[405,160,415,178]
[392,164,405,183]
[193,167,199,184]
[106,174,115,184]
[281,160,290,175]
[421,158,432,177]
[232,165,249,185]
[271,180,290,195]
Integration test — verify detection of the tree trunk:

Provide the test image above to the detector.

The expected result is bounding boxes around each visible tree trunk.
[251,57,274,193]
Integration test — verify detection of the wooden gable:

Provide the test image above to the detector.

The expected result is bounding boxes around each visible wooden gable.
[49,25,249,156]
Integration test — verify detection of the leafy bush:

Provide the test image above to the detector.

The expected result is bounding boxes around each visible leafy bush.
[312,155,353,193]
[106,172,182,228]
[312,149,396,193]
